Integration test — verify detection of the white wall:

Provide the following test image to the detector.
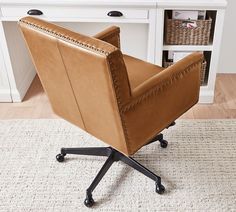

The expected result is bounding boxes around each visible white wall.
[218,0,236,73]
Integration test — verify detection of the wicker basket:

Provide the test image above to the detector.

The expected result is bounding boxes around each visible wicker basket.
[163,59,207,85]
[165,14,212,45]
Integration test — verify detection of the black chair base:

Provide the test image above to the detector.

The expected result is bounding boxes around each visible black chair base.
[56,123,175,207]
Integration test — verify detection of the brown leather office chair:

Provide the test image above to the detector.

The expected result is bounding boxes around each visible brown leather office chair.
[19,17,203,207]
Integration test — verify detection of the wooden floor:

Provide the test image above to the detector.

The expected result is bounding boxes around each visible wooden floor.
[0,74,236,119]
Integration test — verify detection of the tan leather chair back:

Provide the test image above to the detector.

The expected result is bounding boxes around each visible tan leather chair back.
[19,17,131,154]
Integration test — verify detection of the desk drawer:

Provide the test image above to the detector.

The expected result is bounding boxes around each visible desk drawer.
[1,6,149,20]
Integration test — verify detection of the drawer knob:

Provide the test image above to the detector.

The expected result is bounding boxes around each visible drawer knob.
[107,11,123,17]
[27,9,43,16]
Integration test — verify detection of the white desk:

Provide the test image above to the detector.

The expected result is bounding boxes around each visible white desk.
[0,0,227,103]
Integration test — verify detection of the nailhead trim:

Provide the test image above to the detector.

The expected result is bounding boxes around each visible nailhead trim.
[118,34,121,49]
[107,51,131,153]
[19,19,115,56]
[121,59,202,113]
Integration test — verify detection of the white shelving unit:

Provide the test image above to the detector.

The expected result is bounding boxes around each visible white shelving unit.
[155,1,227,103]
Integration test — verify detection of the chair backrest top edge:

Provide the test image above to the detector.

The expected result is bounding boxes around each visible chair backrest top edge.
[19,16,118,57]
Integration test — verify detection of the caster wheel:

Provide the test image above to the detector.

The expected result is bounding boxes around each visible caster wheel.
[167,121,176,129]
[56,154,65,162]
[156,183,165,194]
[84,197,95,207]
[160,140,168,148]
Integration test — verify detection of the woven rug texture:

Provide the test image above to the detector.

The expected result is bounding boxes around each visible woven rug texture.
[0,119,235,212]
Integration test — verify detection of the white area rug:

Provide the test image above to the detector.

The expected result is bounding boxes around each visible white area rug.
[0,119,236,211]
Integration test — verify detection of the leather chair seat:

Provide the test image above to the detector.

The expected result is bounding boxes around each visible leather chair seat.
[123,55,164,90]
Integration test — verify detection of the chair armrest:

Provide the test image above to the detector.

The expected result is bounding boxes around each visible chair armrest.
[94,26,120,49]
[131,52,203,98]
[120,52,203,155]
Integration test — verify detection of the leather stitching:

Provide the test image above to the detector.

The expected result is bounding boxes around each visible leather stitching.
[107,51,131,154]
[122,59,202,113]
[56,40,87,130]
[19,19,115,56]
[117,34,121,49]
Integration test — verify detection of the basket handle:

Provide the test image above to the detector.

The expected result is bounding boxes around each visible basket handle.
[181,20,197,28]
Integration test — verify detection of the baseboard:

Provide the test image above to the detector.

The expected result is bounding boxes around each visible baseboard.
[199,90,214,104]
[11,68,36,102]
[217,70,236,73]
[0,88,12,102]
